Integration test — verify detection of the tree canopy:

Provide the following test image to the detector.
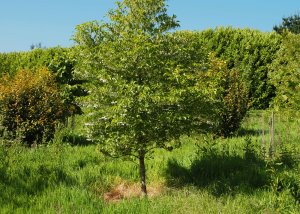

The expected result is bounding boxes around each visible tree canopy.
[274,13,300,34]
[74,0,217,195]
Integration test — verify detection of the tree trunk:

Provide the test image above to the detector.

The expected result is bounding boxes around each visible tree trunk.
[139,153,147,197]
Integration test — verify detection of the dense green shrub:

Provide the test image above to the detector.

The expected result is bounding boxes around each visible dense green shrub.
[220,69,249,136]
[204,54,249,137]
[169,31,251,136]
[269,32,300,110]
[0,47,86,116]
[0,29,282,111]
[0,68,71,145]
[0,28,285,138]
[0,47,70,76]
[197,28,281,109]
[0,52,22,76]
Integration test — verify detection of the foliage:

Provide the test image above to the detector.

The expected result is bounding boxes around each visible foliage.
[197,27,281,109]
[0,28,283,111]
[220,69,249,136]
[0,52,22,77]
[47,48,87,115]
[274,13,300,34]
[0,47,87,116]
[205,54,249,137]
[269,32,300,110]
[74,0,218,195]
[0,68,70,145]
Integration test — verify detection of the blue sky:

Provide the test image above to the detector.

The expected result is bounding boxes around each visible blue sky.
[0,0,299,53]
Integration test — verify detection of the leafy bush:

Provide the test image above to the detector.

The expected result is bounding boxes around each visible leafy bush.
[197,28,281,109]
[0,47,87,116]
[0,29,282,111]
[205,54,249,137]
[166,32,250,136]
[269,32,300,110]
[0,68,71,145]
[220,69,249,136]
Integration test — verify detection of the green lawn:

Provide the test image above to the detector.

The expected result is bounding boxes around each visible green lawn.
[0,110,299,213]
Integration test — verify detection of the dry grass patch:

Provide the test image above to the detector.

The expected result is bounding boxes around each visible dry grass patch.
[104,181,165,202]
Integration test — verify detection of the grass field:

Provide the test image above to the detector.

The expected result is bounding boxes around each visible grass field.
[0,110,299,213]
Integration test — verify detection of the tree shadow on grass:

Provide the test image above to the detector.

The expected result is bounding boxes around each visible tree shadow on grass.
[62,133,95,146]
[0,164,76,207]
[236,127,267,137]
[165,153,270,197]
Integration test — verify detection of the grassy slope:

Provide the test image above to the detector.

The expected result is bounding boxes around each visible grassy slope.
[0,110,299,213]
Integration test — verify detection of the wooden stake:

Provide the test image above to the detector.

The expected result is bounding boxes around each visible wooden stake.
[269,111,275,159]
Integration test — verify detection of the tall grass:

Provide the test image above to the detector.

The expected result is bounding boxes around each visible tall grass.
[0,110,299,213]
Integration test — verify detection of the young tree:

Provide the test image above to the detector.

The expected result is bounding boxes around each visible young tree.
[74,0,214,196]
[205,54,249,137]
